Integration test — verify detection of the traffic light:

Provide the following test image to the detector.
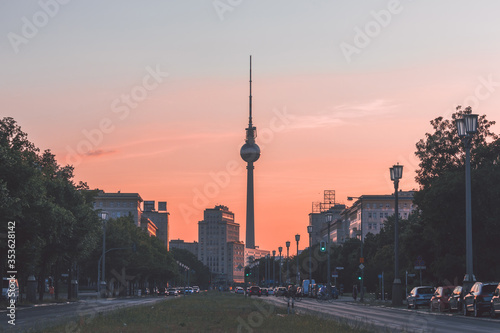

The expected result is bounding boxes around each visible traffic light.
[320,241,326,252]
[358,276,362,281]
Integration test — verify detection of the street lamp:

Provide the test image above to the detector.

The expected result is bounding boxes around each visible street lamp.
[307,225,313,297]
[348,196,364,302]
[286,241,290,283]
[295,234,300,285]
[99,211,108,298]
[456,113,478,291]
[278,246,283,286]
[272,250,276,288]
[325,213,333,297]
[390,163,403,306]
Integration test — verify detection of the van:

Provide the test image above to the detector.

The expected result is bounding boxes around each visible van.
[2,277,20,304]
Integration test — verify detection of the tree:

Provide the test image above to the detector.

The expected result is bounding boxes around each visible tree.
[413,107,500,282]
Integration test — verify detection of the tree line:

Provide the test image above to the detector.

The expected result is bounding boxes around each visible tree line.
[0,117,210,300]
[252,107,500,297]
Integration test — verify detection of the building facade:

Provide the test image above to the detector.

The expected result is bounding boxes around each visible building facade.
[93,191,170,248]
[94,191,143,226]
[198,205,243,284]
[332,191,416,244]
[169,239,199,257]
[309,204,346,245]
[142,200,170,249]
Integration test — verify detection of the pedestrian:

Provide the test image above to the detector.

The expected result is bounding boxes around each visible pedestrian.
[49,285,55,299]
[353,285,358,301]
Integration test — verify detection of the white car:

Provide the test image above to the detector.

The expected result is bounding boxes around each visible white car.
[235,287,245,294]
[2,278,19,304]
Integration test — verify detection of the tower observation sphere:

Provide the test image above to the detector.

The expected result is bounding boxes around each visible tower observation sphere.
[240,142,260,163]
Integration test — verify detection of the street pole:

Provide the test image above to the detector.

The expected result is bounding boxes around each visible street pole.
[390,164,403,306]
[307,226,313,297]
[99,211,108,298]
[278,247,282,286]
[360,208,364,302]
[456,113,478,292]
[286,241,290,284]
[326,214,332,297]
[272,250,276,288]
[295,234,300,286]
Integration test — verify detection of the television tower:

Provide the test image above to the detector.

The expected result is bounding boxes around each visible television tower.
[240,56,260,249]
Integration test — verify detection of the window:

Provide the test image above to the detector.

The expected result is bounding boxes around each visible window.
[368,213,372,218]
[380,213,383,218]
[384,213,388,218]
[386,203,390,208]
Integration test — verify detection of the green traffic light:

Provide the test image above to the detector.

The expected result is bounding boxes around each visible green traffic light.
[358,276,362,280]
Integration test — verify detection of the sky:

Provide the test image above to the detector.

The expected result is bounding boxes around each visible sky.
[2,0,500,254]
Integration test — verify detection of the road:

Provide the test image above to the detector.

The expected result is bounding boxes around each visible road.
[262,296,500,333]
[0,296,173,333]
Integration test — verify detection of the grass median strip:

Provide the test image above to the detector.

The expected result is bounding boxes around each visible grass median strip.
[40,292,371,332]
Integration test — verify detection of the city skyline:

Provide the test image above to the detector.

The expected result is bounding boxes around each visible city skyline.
[2,1,500,253]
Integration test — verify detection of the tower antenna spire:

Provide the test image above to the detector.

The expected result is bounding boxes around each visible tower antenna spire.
[249,55,252,126]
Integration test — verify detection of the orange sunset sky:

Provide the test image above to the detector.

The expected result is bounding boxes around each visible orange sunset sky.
[2,1,500,253]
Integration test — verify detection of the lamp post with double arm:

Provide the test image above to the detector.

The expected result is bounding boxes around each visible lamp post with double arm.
[307,225,313,297]
[456,113,478,292]
[390,163,403,306]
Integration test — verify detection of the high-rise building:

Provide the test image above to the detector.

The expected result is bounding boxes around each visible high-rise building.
[198,205,244,284]
[142,200,170,249]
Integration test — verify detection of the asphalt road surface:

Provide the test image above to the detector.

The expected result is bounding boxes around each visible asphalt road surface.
[262,296,500,333]
[0,296,173,332]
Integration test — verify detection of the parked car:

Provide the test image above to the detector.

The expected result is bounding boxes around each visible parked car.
[448,286,463,312]
[275,287,287,297]
[463,282,498,317]
[261,288,268,296]
[184,287,194,295]
[267,288,275,296]
[407,286,435,309]
[192,286,200,293]
[235,287,245,294]
[491,282,500,318]
[430,286,455,312]
[248,286,261,297]
[167,288,178,296]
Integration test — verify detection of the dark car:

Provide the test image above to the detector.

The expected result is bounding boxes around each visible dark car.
[463,282,498,317]
[261,288,269,296]
[248,286,261,297]
[407,286,435,309]
[275,287,287,296]
[430,286,455,312]
[448,286,463,312]
[491,282,500,318]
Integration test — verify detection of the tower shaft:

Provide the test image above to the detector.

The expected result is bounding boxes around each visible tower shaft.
[245,162,255,249]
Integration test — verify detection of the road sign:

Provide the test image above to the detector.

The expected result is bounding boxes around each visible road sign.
[414,266,426,270]
[332,270,338,278]
[408,273,416,277]
[360,257,364,264]
[336,267,344,270]
[359,264,365,270]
